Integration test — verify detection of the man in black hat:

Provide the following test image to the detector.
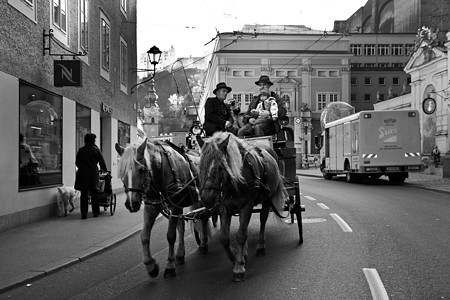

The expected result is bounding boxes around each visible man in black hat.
[237,75,286,137]
[203,82,238,136]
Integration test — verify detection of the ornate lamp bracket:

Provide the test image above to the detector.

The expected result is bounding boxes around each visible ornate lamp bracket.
[43,29,87,59]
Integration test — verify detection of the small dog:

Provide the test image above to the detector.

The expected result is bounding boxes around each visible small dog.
[56,186,80,217]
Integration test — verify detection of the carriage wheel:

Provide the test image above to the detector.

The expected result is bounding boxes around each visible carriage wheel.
[294,176,304,244]
[110,194,117,215]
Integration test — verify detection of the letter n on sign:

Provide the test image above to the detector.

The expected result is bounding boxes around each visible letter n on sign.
[54,60,82,87]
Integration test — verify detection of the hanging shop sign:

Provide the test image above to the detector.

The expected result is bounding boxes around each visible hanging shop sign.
[54,60,82,87]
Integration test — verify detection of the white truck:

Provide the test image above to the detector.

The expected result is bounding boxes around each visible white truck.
[316,109,422,183]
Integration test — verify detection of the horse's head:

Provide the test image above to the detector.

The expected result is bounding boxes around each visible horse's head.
[199,132,245,208]
[116,141,148,213]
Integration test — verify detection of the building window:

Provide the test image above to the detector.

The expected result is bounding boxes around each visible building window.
[351,77,357,85]
[7,0,37,21]
[392,44,403,56]
[53,0,67,32]
[364,63,376,68]
[364,94,371,102]
[287,70,296,77]
[232,93,253,110]
[379,77,386,85]
[316,93,340,111]
[329,70,338,77]
[350,44,362,56]
[120,0,127,16]
[100,11,110,80]
[19,81,62,190]
[406,44,415,56]
[76,103,91,151]
[317,70,327,77]
[392,63,403,68]
[378,44,390,56]
[232,70,242,77]
[364,44,375,56]
[351,94,357,102]
[317,93,327,110]
[364,77,371,85]
[378,63,389,68]
[393,77,399,85]
[120,37,128,92]
[118,121,130,147]
[281,95,290,111]
[244,70,254,77]
[378,93,385,101]
[79,0,88,52]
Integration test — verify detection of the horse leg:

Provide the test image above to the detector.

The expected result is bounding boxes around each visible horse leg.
[217,209,235,264]
[142,205,160,278]
[233,202,253,282]
[164,212,179,278]
[256,200,270,257]
[175,217,186,265]
[197,216,210,254]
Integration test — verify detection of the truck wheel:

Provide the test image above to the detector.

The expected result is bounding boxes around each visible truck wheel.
[388,173,406,184]
[323,173,333,180]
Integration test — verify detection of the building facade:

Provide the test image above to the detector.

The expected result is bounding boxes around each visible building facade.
[374,30,450,158]
[0,0,138,232]
[200,25,353,162]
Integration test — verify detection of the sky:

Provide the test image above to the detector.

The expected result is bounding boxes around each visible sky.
[137,0,368,58]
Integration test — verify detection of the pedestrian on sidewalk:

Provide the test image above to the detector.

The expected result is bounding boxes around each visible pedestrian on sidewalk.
[432,145,441,168]
[75,133,108,219]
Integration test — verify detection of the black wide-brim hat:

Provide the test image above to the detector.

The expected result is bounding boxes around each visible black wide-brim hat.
[255,75,273,86]
[213,82,232,95]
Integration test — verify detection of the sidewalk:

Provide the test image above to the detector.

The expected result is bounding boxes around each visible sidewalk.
[1,168,449,294]
[0,192,143,293]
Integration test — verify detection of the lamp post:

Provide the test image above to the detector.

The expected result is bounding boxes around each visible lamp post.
[131,45,162,94]
[135,45,162,137]
[300,110,313,168]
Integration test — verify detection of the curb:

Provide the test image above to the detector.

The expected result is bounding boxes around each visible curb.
[0,224,143,294]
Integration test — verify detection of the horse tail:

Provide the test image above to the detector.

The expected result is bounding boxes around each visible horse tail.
[270,179,289,224]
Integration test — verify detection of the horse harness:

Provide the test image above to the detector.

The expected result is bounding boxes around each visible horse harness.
[124,142,202,220]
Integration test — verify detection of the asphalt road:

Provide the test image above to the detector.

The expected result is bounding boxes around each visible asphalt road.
[1,176,449,299]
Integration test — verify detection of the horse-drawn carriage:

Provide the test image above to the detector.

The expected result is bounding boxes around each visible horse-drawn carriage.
[114,119,305,282]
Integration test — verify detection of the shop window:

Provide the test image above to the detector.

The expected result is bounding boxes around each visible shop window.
[19,81,62,190]
[76,103,91,151]
[118,121,130,147]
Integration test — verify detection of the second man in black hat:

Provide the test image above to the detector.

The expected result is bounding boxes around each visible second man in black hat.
[203,82,239,136]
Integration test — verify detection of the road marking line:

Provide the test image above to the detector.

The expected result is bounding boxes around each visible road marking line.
[316,203,329,209]
[363,268,389,300]
[304,196,316,201]
[330,213,353,232]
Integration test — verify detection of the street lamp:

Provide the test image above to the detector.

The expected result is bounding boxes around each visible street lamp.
[146,45,162,76]
[131,45,162,94]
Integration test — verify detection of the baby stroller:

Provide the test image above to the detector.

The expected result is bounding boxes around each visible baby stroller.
[95,171,117,215]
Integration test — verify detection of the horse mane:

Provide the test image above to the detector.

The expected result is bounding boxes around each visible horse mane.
[199,132,250,188]
[117,143,140,180]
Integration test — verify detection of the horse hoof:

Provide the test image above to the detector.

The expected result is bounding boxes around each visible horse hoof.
[148,264,159,278]
[256,248,266,257]
[164,268,176,278]
[176,256,185,265]
[232,272,246,282]
[199,245,208,255]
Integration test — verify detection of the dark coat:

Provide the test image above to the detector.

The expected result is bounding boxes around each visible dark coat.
[74,144,108,191]
[203,96,234,136]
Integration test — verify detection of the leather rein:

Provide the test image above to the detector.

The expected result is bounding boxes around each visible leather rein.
[124,143,200,217]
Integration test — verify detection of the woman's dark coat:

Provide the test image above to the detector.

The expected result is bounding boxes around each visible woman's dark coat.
[74,144,108,191]
[203,96,234,136]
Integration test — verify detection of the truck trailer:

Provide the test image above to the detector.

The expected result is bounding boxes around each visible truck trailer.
[316,109,422,183]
